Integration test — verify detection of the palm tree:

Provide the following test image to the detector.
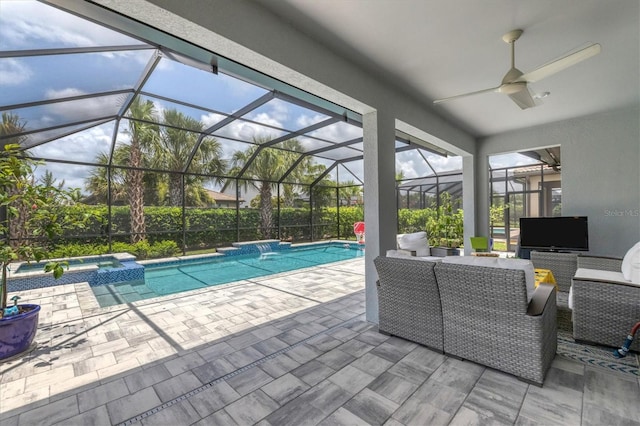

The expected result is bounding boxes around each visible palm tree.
[38,170,65,190]
[225,137,308,238]
[152,109,226,206]
[85,150,129,204]
[124,98,159,243]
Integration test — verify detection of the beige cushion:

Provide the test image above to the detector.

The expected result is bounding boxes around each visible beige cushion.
[621,241,640,282]
[386,250,442,262]
[387,250,442,262]
[575,268,640,287]
[397,231,430,257]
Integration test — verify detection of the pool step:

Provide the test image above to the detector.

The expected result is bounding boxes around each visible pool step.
[91,260,144,287]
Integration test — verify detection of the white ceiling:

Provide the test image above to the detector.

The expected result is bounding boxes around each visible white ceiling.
[255,0,640,137]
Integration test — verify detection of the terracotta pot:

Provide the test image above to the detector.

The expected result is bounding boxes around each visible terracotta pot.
[0,304,40,360]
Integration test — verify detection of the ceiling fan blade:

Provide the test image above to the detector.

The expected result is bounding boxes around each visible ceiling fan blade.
[433,86,501,104]
[508,86,536,109]
[519,43,601,83]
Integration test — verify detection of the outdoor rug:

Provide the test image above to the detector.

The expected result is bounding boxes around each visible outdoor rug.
[556,330,640,378]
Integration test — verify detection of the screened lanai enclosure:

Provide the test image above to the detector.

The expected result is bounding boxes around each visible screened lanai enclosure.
[0,0,462,258]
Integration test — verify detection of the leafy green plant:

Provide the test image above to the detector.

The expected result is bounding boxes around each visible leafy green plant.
[426,193,464,248]
[149,240,180,258]
[0,144,91,314]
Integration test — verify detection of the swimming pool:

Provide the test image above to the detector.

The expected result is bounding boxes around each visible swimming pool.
[92,242,364,307]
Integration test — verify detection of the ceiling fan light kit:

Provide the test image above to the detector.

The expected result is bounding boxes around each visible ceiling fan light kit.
[434,29,601,110]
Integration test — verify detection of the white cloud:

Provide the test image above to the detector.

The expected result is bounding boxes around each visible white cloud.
[36,88,127,126]
[201,112,226,128]
[268,99,289,123]
[308,121,362,142]
[212,116,286,142]
[0,1,136,49]
[296,113,327,128]
[0,58,33,85]
[397,159,419,179]
[427,154,462,173]
[251,112,283,129]
[28,122,114,165]
[26,122,134,193]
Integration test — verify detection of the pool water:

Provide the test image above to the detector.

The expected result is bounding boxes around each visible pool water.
[92,243,364,307]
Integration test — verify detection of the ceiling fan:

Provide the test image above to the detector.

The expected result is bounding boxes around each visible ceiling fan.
[433,29,601,109]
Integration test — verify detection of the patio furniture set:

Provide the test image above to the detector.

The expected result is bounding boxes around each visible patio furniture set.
[375,253,556,386]
[375,234,640,386]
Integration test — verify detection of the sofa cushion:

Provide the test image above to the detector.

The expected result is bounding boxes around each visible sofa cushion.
[397,231,430,257]
[386,250,442,262]
[574,268,640,287]
[621,241,640,282]
[442,256,535,301]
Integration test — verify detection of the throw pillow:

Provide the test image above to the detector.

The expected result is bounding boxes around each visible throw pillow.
[621,241,640,282]
[397,231,430,257]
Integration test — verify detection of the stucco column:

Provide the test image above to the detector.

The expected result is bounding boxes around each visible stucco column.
[363,110,396,324]
[462,154,476,255]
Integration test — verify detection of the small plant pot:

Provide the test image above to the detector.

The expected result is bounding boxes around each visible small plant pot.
[0,304,40,360]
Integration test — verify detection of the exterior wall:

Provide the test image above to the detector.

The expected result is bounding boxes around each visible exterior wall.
[478,107,640,257]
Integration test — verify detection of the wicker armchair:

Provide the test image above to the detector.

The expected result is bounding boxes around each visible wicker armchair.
[434,262,557,386]
[530,251,578,293]
[572,262,639,351]
[577,254,623,272]
[374,256,444,352]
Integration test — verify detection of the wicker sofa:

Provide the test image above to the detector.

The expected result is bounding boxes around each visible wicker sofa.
[571,255,639,351]
[374,253,557,386]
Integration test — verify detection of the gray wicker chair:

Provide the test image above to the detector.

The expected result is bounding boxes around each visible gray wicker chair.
[530,251,578,293]
[531,251,578,332]
[434,262,557,386]
[374,256,444,352]
[572,262,639,351]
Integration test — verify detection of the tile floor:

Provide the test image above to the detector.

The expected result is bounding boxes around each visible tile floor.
[1,257,639,425]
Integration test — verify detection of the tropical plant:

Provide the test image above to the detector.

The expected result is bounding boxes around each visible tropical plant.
[1,112,30,249]
[0,144,90,313]
[225,137,310,238]
[426,192,464,247]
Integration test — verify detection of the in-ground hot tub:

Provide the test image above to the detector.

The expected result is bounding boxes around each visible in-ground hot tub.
[7,253,144,292]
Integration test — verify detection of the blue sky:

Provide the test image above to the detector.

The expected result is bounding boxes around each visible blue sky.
[0,0,475,196]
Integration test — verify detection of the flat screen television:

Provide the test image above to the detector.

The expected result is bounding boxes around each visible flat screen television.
[519,216,589,251]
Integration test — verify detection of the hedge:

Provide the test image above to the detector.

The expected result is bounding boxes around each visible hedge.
[47,204,452,257]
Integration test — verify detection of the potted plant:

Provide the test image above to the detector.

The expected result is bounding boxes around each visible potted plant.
[427,193,463,257]
[0,143,84,360]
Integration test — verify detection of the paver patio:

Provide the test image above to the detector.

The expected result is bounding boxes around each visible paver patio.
[1,257,639,425]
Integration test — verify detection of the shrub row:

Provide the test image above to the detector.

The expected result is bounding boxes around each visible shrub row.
[48,204,456,256]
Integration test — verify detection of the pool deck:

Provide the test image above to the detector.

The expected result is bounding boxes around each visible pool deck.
[1,257,639,425]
